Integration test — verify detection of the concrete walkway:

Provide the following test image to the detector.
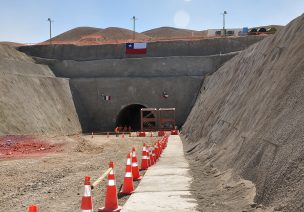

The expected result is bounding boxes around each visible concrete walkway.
[122,135,198,212]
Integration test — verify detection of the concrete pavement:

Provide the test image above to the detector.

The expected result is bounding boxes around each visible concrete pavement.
[122,135,198,212]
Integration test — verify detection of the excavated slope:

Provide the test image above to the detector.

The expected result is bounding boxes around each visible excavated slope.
[183,14,304,211]
[0,45,81,135]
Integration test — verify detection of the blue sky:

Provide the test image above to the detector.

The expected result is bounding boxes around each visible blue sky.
[0,0,303,43]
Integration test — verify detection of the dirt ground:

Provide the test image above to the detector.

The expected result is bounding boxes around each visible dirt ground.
[0,134,157,211]
[0,135,63,159]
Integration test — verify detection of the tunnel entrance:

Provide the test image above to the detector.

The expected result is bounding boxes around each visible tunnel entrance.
[116,104,146,131]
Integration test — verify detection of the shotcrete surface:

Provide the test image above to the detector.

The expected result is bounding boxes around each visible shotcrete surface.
[182,14,304,211]
[0,44,81,135]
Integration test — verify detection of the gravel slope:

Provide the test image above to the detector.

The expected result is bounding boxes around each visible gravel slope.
[0,45,81,135]
[182,14,304,211]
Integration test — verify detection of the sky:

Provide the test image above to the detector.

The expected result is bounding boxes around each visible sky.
[0,0,303,43]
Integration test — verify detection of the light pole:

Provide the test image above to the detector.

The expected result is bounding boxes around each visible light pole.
[222,11,227,36]
[131,16,138,40]
[47,18,54,45]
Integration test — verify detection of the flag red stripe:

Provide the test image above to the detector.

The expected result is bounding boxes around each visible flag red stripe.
[126,48,147,54]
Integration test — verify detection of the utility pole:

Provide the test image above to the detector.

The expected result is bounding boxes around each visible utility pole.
[47,18,54,45]
[131,16,138,40]
[222,11,227,36]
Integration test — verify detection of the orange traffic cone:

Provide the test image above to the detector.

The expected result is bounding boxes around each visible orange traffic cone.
[120,153,134,194]
[139,132,146,137]
[145,145,151,167]
[122,133,125,139]
[158,142,162,156]
[28,205,38,212]
[140,144,149,170]
[154,144,160,160]
[163,136,168,147]
[98,161,121,212]
[157,141,162,154]
[152,147,157,162]
[149,147,155,165]
[81,176,93,212]
[131,147,142,180]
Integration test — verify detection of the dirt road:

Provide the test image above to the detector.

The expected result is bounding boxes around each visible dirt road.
[0,134,157,211]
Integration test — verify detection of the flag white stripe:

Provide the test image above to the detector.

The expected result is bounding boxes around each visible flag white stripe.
[134,43,147,49]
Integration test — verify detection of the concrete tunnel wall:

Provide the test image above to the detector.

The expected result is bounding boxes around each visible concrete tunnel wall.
[28,53,238,132]
[71,76,203,132]
[17,36,265,132]
[33,53,237,78]
[18,36,264,60]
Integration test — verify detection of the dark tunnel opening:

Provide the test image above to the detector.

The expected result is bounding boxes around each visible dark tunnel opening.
[116,104,146,131]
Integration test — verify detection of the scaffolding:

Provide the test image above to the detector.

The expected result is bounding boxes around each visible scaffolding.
[159,108,176,131]
[140,108,158,131]
[140,108,176,131]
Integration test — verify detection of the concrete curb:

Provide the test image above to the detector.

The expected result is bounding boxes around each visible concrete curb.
[122,135,198,211]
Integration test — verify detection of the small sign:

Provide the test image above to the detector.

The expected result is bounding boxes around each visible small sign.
[162,91,169,98]
[100,93,111,101]
[103,95,111,101]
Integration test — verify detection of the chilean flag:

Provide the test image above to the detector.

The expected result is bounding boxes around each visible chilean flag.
[126,42,147,54]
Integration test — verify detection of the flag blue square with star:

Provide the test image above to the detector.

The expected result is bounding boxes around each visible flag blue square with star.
[126,43,134,49]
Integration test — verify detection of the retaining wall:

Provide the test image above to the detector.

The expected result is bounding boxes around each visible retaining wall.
[18,36,264,60]
[70,76,203,131]
[34,53,237,78]
[16,36,265,132]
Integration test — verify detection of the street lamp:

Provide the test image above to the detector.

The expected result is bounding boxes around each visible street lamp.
[222,11,227,36]
[131,16,138,40]
[47,18,54,45]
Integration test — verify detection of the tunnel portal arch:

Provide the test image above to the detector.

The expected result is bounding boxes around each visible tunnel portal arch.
[116,104,146,131]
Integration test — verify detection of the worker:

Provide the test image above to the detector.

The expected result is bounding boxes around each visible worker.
[115,126,119,137]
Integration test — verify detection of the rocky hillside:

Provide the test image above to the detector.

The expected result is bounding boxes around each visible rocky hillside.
[41,27,151,45]
[182,14,304,211]
[142,27,207,40]
[0,45,81,135]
